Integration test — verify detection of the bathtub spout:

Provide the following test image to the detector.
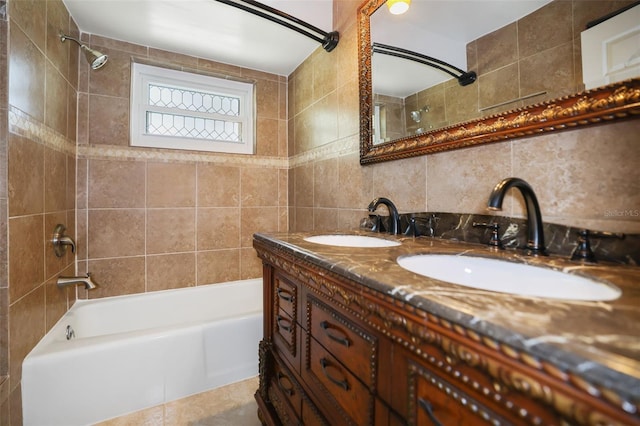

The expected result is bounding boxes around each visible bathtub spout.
[57,273,98,290]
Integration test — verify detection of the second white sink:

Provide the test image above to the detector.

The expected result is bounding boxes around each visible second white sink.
[304,234,401,248]
[397,254,621,301]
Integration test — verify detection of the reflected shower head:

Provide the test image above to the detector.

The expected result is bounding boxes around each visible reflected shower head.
[60,33,108,70]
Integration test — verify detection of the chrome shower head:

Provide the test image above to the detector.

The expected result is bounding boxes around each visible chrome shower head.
[60,33,108,70]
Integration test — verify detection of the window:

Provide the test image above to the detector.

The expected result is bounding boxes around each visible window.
[130,63,255,154]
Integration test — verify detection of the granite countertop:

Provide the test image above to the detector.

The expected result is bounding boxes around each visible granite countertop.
[253,230,640,405]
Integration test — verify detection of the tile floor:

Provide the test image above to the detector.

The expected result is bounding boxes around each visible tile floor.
[95,376,261,426]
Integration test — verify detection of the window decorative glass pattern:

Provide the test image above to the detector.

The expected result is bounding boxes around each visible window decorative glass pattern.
[146,112,241,142]
[130,63,255,154]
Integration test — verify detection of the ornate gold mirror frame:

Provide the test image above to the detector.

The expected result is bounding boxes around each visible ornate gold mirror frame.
[358,0,640,165]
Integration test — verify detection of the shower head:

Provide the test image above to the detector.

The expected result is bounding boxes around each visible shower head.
[60,33,108,70]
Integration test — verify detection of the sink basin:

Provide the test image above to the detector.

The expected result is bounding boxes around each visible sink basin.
[304,234,401,248]
[397,254,621,301]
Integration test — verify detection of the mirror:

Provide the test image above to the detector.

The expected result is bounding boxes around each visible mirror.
[358,0,640,164]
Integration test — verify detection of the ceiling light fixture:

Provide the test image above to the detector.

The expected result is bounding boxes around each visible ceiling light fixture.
[59,33,108,70]
[387,0,411,15]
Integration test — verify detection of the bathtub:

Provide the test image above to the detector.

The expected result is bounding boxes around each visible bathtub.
[22,278,263,426]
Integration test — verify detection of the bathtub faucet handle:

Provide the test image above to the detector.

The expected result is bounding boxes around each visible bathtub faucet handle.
[52,224,76,257]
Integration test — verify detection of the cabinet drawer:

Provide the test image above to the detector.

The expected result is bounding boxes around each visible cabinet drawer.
[306,337,374,425]
[274,272,298,320]
[307,295,377,388]
[274,318,302,373]
[271,358,303,417]
[408,361,508,426]
[267,375,302,426]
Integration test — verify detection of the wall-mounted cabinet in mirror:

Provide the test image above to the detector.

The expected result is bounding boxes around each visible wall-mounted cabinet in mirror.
[358,0,640,164]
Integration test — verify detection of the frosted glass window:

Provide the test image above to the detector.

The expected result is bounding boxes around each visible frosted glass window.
[130,63,255,154]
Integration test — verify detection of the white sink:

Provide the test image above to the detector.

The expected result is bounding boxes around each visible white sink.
[397,254,621,301]
[304,234,401,248]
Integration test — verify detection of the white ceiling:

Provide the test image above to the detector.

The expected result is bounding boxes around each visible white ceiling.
[63,0,334,76]
[63,0,551,82]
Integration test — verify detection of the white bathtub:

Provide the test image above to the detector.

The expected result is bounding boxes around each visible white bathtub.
[22,278,263,426]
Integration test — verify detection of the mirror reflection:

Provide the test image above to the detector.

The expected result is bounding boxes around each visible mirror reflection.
[369,0,639,144]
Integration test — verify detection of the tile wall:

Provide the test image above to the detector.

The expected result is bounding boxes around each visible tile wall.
[74,38,289,299]
[289,0,640,235]
[2,0,79,423]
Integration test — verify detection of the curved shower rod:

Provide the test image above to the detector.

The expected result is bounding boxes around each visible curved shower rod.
[372,42,476,86]
[214,0,339,52]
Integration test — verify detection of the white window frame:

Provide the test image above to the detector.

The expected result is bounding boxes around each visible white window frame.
[130,62,255,154]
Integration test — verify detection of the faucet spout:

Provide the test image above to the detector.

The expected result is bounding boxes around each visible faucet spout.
[57,273,98,290]
[487,178,547,256]
[368,197,401,235]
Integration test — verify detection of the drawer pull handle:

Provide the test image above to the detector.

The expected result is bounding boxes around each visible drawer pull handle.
[418,397,444,426]
[276,287,294,302]
[319,358,349,391]
[276,372,294,396]
[320,321,351,347]
[276,315,292,332]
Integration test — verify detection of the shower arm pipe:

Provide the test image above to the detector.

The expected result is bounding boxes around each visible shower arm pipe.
[372,42,477,86]
[213,0,339,52]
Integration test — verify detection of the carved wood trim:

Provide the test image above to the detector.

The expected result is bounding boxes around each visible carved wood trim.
[254,241,639,425]
[357,0,640,164]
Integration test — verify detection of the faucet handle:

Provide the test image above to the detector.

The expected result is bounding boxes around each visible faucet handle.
[52,224,76,257]
[571,229,625,263]
[473,222,504,250]
[404,215,436,238]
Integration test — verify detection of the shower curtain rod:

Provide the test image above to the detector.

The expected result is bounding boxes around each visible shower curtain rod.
[214,0,339,52]
[372,43,476,86]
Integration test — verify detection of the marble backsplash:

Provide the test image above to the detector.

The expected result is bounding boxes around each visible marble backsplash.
[363,212,639,266]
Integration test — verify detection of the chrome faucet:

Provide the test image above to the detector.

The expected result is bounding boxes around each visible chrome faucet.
[368,197,401,235]
[57,273,98,290]
[487,178,547,256]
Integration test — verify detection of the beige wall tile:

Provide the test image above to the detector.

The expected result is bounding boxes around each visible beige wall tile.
[256,117,279,157]
[88,209,145,258]
[8,134,44,216]
[8,215,44,303]
[88,94,129,146]
[240,207,279,247]
[197,163,240,207]
[87,46,132,99]
[337,153,372,209]
[147,162,196,208]
[146,208,195,254]
[147,253,196,291]
[240,248,262,280]
[8,23,45,121]
[371,156,427,213]
[197,250,240,285]
[314,208,340,231]
[476,22,518,75]
[8,0,46,52]
[256,78,280,120]
[87,256,146,298]
[88,159,145,208]
[44,147,67,213]
[197,208,240,250]
[241,167,279,207]
[427,143,512,214]
[45,271,71,332]
[518,0,572,58]
[45,62,68,135]
[314,158,339,208]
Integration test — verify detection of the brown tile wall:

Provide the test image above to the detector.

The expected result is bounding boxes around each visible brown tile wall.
[289,0,640,236]
[3,0,79,423]
[75,37,288,299]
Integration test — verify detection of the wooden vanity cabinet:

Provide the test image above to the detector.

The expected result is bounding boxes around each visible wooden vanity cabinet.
[254,241,640,426]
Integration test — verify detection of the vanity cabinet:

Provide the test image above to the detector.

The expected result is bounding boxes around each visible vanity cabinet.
[254,237,640,426]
